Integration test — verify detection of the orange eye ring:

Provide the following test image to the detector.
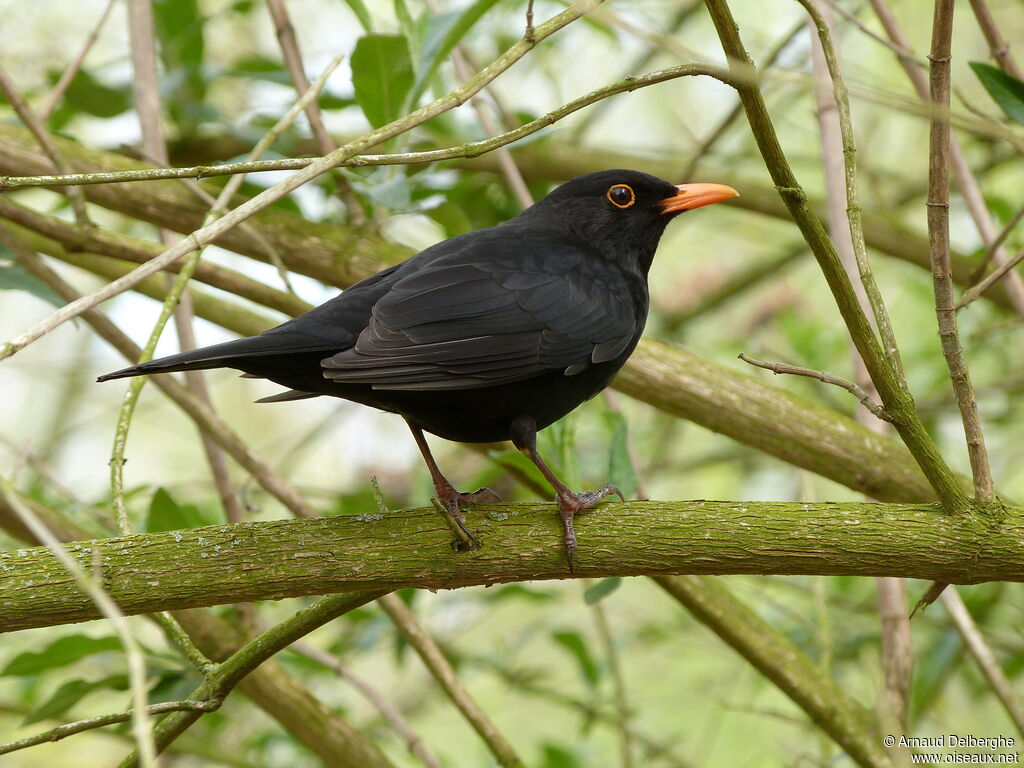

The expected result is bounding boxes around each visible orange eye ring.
[606,184,635,209]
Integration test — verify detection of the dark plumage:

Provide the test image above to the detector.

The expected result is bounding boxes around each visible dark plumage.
[99,169,737,566]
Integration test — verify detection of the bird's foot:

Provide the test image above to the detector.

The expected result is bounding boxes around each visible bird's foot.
[556,484,624,573]
[433,486,500,552]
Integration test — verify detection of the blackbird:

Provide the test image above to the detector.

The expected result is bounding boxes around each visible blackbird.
[99,169,737,566]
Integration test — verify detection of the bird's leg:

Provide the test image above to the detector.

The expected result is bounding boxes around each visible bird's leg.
[510,416,624,572]
[406,421,498,550]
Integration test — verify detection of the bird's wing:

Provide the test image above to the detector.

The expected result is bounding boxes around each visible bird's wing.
[320,248,639,391]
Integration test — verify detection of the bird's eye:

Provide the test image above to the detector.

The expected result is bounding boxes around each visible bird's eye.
[606,184,635,209]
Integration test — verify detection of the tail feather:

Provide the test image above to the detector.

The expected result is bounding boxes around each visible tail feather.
[96,333,325,382]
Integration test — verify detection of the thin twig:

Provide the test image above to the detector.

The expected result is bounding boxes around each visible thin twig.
[967,0,1023,80]
[117,591,387,767]
[0,1,610,362]
[797,0,906,387]
[0,700,219,757]
[966,201,1024,287]
[266,0,366,225]
[379,594,524,768]
[0,64,91,227]
[39,0,117,121]
[682,17,805,180]
[807,1,880,418]
[876,578,911,731]
[0,476,157,767]
[940,588,1024,737]
[959,247,1024,309]
[205,50,347,296]
[738,353,892,422]
[290,642,443,768]
[0,63,736,193]
[927,0,994,502]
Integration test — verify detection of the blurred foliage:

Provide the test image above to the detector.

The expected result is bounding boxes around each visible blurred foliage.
[1,0,1023,766]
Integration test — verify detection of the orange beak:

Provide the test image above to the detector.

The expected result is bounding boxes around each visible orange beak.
[656,183,739,214]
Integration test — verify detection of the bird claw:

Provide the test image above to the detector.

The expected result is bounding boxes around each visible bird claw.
[555,484,623,573]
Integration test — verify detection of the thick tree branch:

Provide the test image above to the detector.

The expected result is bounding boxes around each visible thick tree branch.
[1,499,1019,633]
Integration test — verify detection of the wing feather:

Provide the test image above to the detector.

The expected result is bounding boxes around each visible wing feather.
[321,239,639,391]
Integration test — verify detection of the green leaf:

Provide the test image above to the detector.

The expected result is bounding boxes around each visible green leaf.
[23,674,128,725]
[2,635,122,676]
[584,577,621,605]
[551,630,600,688]
[486,584,558,603]
[0,250,65,308]
[970,62,1024,125]
[411,0,503,104]
[145,487,209,533]
[539,744,584,768]
[350,34,414,128]
[342,0,374,33]
[53,68,131,118]
[605,411,637,501]
[426,200,474,237]
[230,55,292,85]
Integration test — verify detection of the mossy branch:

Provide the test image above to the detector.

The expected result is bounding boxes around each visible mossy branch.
[1,499,1019,633]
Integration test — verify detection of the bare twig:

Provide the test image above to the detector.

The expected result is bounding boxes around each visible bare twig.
[967,202,1024,287]
[926,0,994,502]
[738,353,892,422]
[682,17,805,179]
[0,64,738,193]
[378,594,524,768]
[290,642,443,768]
[0,476,157,767]
[967,0,1023,80]
[574,1,703,138]
[940,588,1024,736]
[0,65,91,227]
[0,700,219,757]
[118,591,388,767]
[807,1,879,415]
[39,0,117,121]
[959,247,1024,309]
[876,578,912,730]
[797,0,906,387]
[266,0,366,225]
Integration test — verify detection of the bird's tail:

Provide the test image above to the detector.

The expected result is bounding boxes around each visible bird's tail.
[96,335,285,382]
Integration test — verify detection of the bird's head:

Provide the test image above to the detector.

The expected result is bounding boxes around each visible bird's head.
[525,169,738,276]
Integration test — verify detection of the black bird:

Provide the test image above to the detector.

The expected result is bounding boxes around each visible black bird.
[99,170,737,566]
